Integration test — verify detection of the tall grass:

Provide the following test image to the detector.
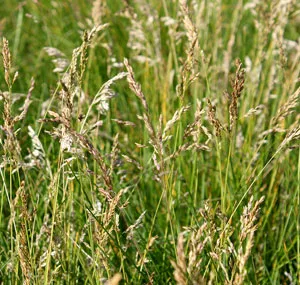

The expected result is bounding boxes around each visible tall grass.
[0,0,299,284]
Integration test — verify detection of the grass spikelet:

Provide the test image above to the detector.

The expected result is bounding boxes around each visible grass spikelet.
[124,58,150,113]
[1,91,20,159]
[2,37,12,88]
[109,133,119,177]
[272,87,299,127]
[207,99,223,137]
[124,58,163,170]
[18,223,32,285]
[228,58,245,132]
[171,233,187,285]
[43,47,69,73]
[13,78,34,122]
[179,0,198,47]
[106,273,122,285]
[232,196,265,285]
[187,223,207,284]
[177,0,199,100]
[80,71,128,130]
[279,126,300,150]
[125,211,146,241]
[92,0,106,26]
[163,105,190,136]
[15,181,32,285]
[1,38,34,161]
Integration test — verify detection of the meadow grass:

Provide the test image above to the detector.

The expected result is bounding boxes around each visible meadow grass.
[0,0,299,284]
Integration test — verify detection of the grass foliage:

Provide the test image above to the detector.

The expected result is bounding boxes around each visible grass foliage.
[0,0,299,284]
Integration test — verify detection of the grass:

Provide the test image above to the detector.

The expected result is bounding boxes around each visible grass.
[0,0,299,284]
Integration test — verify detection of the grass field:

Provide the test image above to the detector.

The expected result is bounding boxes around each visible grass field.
[0,0,299,284]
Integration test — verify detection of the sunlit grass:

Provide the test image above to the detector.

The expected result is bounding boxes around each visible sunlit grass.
[0,0,299,284]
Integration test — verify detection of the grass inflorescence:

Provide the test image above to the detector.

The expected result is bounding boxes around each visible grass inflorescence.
[0,0,299,284]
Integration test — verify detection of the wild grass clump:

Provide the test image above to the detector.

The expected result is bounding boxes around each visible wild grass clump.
[0,0,299,284]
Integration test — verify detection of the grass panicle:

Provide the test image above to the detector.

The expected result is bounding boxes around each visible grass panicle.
[0,1,299,284]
